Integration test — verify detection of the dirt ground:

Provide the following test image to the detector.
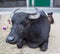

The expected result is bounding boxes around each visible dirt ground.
[0,13,60,54]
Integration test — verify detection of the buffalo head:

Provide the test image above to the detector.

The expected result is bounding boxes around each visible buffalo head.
[6,8,40,47]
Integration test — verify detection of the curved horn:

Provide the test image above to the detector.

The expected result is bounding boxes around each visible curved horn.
[10,8,20,18]
[29,8,40,19]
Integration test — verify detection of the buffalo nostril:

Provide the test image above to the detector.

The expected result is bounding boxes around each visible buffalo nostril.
[6,36,15,42]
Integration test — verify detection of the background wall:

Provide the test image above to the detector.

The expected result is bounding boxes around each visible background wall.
[53,0,60,7]
[0,0,60,7]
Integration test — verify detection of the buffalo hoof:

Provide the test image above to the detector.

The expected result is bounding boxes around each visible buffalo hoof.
[17,43,23,48]
[40,42,48,51]
[40,47,48,51]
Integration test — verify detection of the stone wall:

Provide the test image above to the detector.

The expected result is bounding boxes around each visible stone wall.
[53,0,60,7]
[0,0,26,7]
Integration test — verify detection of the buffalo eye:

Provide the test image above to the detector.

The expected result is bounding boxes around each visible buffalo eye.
[20,22,24,24]
[20,22,26,25]
[20,21,27,26]
[23,23,27,26]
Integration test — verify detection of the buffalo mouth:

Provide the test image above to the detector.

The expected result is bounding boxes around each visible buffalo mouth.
[6,36,19,44]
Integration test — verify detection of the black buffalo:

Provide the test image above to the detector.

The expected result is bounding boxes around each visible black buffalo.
[6,8,50,51]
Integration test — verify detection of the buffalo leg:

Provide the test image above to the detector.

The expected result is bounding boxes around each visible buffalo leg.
[17,38,23,48]
[40,41,48,51]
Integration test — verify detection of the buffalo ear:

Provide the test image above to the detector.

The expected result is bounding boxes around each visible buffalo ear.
[47,12,53,15]
[47,12,54,24]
